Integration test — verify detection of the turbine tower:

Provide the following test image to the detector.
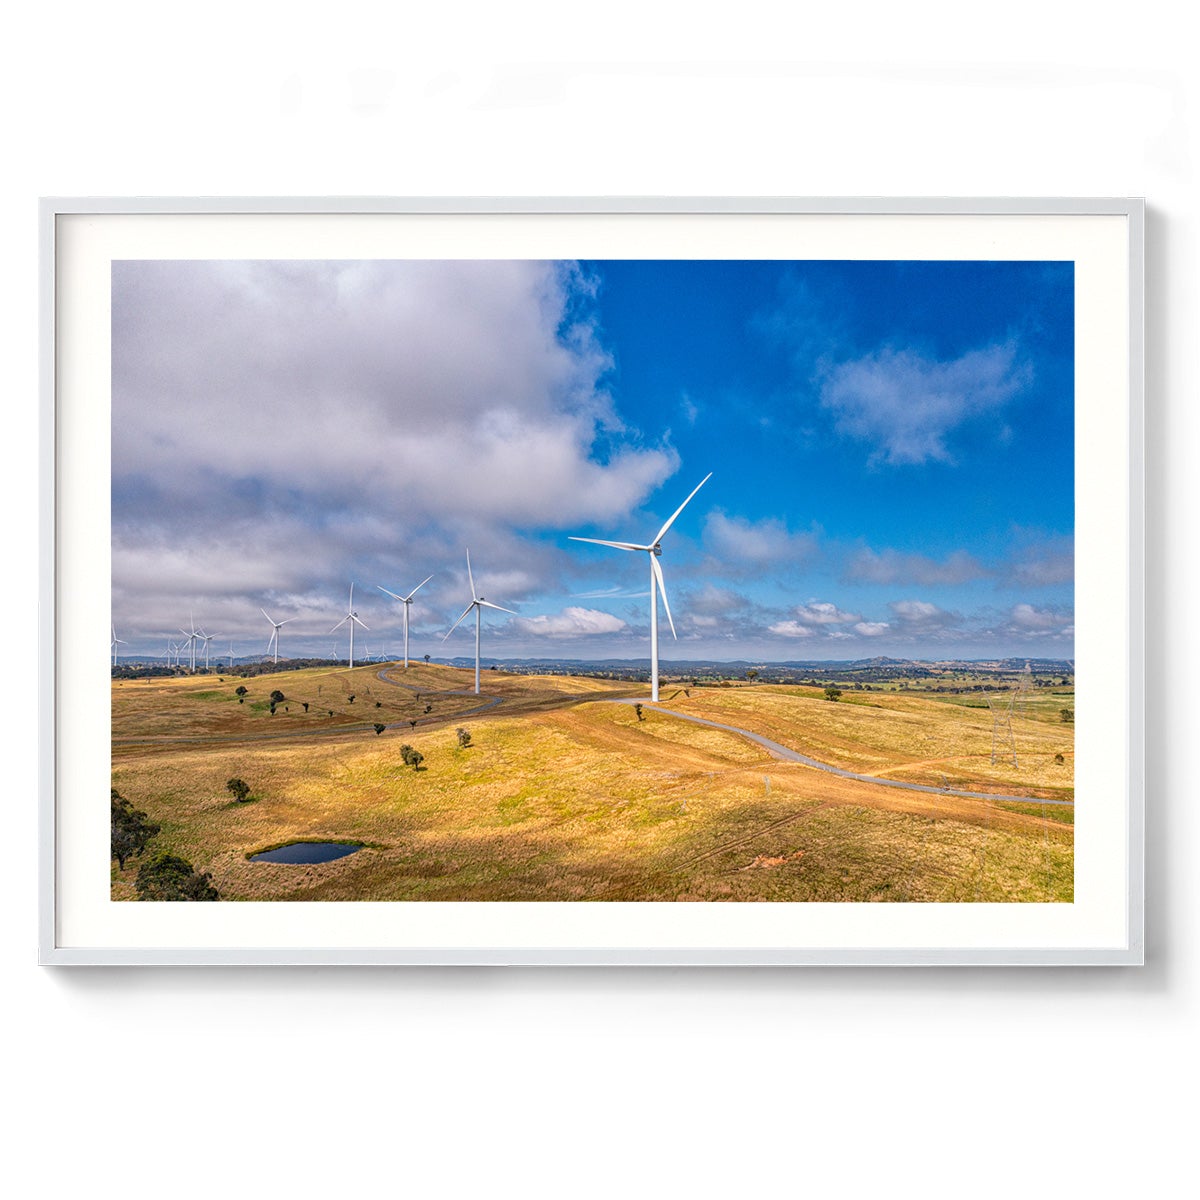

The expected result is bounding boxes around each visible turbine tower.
[110,624,127,667]
[442,551,515,696]
[200,630,217,670]
[330,583,368,668]
[569,472,711,702]
[261,609,294,666]
[378,575,434,668]
[179,616,201,672]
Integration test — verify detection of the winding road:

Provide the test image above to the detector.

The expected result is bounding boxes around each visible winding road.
[602,700,1074,808]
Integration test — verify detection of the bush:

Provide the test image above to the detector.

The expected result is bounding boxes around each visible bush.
[1060,708,1074,723]
[456,727,472,748]
[400,744,415,765]
[226,777,251,802]
[135,852,220,901]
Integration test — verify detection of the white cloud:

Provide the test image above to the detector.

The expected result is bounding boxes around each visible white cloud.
[819,342,1030,466]
[853,621,891,637]
[510,607,627,638]
[1007,603,1073,634]
[767,620,815,638]
[703,511,819,566]
[888,599,960,628]
[793,601,861,626]
[844,546,987,586]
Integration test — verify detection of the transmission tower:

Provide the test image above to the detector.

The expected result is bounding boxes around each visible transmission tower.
[986,686,1018,768]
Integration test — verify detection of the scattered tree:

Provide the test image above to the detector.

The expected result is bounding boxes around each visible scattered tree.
[456,727,472,748]
[111,788,160,870]
[823,686,843,702]
[347,694,355,704]
[225,777,251,803]
[269,689,286,704]
[235,685,248,704]
[424,704,432,714]
[634,703,644,721]
[408,750,424,771]
[746,669,759,684]
[135,852,220,901]
[424,654,430,664]
[1060,708,1074,723]
[302,702,309,713]
[269,703,276,715]
[409,719,418,731]
[375,700,382,708]
[1054,753,1065,764]
[373,723,386,736]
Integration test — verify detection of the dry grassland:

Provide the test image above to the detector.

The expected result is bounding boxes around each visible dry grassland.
[111,664,1072,903]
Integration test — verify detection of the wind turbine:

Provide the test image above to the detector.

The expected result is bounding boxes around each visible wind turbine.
[261,609,295,666]
[228,640,236,670]
[199,630,217,670]
[179,616,201,672]
[330,583,368,668]
[111,624,127,667]
[442,551,515,696]
[378,575,434,668]
[569,472,711,702]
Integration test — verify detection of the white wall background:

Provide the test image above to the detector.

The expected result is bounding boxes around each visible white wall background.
[4,4,1193,1195]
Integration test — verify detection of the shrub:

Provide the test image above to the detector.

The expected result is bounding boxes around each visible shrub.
[400,744,415,765]
[135,852,220,901]
[456,727,472,748]
[226,777,251,803]
[1060,708,1074,723]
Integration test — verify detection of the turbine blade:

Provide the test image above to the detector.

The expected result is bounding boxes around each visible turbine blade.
[442,603,476,640]
[466,551,476,600]
[377,586,404,603]
[330,615,350,632]
[404,574,434,601]
[567,536,648,552]
[351,614,369,630]
[260,608,274,623]
[478,600,516,615]
[652,472,712,545]
[651,554,676,639]
[279,618,296,625]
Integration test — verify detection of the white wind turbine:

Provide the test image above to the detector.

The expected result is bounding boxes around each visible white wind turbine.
[111,624,127,667]
[442,552,515,696]
[569,472,711,702]
[377,575,434,668]
[179,616,201,672]
[199,630,217,670]
[330,583,368,668]
[261,609,295,666]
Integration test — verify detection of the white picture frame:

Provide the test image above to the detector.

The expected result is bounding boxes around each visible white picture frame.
[39,197,1144,965]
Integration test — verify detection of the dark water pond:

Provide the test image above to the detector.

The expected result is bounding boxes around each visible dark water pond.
[250,842,362,864]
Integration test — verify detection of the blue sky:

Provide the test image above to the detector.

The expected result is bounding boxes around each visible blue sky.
[111,258,1073,662]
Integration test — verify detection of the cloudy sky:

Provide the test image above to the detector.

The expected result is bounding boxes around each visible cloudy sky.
[111,257,1074,663]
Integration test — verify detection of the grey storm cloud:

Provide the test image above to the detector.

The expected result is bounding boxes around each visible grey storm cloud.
[111,260,679,636]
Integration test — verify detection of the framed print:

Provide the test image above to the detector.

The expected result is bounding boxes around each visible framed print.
[40,197,1144,965]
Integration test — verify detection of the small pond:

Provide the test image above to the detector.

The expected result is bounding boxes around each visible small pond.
[250,842,362,865]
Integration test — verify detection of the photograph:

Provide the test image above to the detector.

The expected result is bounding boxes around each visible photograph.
[108,251,1078,905]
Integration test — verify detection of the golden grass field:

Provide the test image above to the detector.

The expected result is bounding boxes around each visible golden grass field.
[111,663,1074,902]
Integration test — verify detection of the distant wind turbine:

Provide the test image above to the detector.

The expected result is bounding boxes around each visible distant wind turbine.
[179,615,202,672]
[569,472,711,702]
[261,609,295,666]
[442,551,515,695]
[111,624,127,667]
[378,574,434,668]
[199,630,217,670]
[330,583,368,668]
